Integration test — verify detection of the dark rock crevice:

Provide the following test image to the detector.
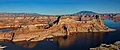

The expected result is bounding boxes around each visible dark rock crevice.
[47,16,61,28]
[11,32,15,41]
[53,16,61,24]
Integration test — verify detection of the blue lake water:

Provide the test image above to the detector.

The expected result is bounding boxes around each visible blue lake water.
[0,20,120,50]
[0,29,11,32]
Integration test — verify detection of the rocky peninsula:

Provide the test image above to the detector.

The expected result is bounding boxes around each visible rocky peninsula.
[0,14,115,42]
[90,41,120,50]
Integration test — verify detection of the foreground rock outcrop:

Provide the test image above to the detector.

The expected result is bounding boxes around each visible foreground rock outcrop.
[0,15,115,42]
[90,41,120,50]
[0,45,6,50]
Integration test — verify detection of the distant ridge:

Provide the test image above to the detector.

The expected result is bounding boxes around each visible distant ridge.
[75,11,97,15]
[0,11,120,16]
[0,12,42,16]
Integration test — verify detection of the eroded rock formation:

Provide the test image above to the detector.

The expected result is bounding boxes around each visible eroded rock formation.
[0,15,115,42]
[90,41,120,50]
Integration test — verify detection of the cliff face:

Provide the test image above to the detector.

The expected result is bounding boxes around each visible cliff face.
[0,13,120,29]
[0,15,115,42]
[57,16,112,33]
[0,16,57,29]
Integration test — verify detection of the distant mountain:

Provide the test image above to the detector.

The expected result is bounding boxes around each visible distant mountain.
[75,11,97,15]
[1,11,119,16]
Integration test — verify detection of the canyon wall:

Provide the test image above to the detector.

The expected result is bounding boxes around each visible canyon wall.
[0,15,115,42]
[0,13,120,29]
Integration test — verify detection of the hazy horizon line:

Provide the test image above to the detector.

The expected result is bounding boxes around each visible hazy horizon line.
[0,11,120,15]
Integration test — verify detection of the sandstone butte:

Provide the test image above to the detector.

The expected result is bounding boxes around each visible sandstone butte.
[0,15,115,42]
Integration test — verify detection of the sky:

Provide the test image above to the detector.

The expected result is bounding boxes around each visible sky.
[0,0,120,15]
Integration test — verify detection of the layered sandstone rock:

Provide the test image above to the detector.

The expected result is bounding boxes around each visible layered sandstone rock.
[0,13,119,30]
[0,16,57,29]
[0,15,115,42]
[90,41,120,50]
[0,32,14,41]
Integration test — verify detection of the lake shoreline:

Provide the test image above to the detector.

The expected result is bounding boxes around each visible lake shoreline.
[90,41,120,50]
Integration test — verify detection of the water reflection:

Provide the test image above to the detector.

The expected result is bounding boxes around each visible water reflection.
[0,32,105,50]
[18,32,104,49]
[53,32,105,50]
[13,41,37,48]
